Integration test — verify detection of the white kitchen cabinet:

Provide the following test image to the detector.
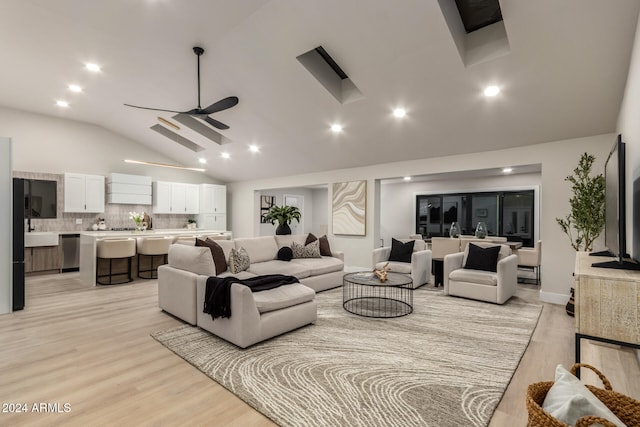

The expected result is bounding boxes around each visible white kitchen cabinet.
[185,184,199,214]
[107,173,152,205]
[64,173,105,213]
[199,184,226,214]
[153,181,199,214]
[197,213,226,230]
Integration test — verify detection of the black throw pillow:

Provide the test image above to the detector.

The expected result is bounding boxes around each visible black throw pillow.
[277,246,294,262]
[388,238,414,263]
[464,243,501,272]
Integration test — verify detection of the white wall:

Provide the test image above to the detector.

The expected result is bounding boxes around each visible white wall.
[0,138,12,314]
[380,172,542,246]
[228,134,612,303]
[311,188,329,236]
[0,107,221,185]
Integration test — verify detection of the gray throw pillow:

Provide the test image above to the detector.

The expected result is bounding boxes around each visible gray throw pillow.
[229,247,250,273]
[292,240,321,258]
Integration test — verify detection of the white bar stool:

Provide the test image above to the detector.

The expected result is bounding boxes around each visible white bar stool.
[96,238,136,285]
[137,236,173,279]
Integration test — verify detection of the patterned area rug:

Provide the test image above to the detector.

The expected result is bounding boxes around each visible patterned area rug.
[152,288,542,427]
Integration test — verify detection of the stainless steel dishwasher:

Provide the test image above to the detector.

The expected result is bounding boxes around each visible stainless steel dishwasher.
[61,233,80,272]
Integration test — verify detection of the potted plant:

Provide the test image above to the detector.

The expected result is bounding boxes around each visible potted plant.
[187,218,197,230]
[556,152,605,251]
[263,204,301,235]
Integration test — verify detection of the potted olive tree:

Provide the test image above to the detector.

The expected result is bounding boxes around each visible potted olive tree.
[556,152,605,251]
[263,205,301,235]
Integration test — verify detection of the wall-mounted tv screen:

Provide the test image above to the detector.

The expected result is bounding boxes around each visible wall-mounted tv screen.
[24,179,57,219]
[592,134,640,270]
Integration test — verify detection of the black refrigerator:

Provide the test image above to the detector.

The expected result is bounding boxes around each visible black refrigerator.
[12,178,24,311]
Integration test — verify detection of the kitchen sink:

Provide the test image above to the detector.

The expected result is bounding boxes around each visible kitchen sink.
[24,232,59,247]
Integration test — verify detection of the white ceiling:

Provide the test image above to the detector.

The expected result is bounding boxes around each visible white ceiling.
[1,0,639,183]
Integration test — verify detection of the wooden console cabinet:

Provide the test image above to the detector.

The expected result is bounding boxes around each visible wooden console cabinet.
[574,252,640,373]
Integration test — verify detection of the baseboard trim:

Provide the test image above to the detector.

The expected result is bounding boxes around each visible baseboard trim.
[539,290,569,305]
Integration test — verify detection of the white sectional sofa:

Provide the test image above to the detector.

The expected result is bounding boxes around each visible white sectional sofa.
[157,234,344,348]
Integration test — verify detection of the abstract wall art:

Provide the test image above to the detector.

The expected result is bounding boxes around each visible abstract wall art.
[332,180,366,235]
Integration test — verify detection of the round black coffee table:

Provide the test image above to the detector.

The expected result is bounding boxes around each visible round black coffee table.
[342,272,413,318]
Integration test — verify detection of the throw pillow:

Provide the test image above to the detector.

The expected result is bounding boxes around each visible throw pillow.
[464,243,501,272]
[305,233,332,256]
[388,238,414,263]
[195,238,228,274]
[292,240,321,258]
[277,246,294,262]
[542,365,626,427]
[229,247,250,274]
[305,233,317,245]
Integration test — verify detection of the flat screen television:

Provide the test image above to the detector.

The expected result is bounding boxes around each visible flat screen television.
[592,134,640,270]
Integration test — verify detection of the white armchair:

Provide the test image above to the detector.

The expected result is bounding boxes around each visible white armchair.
[443,242,518,304]
[372,239,432,288]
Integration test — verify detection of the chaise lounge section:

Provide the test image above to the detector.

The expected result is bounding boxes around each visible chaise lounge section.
[157,234,344,347]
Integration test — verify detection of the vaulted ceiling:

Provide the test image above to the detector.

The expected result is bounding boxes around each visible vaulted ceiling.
[1,0,639,182]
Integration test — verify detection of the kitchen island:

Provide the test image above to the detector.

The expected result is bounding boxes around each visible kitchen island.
[79,229,231,286]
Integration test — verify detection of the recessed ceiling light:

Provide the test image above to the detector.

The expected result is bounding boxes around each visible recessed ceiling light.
[198,158,207,164]
[221,152,231,159]
[484,85,500,97]
[68,84,82,93]
[56,100,69,108]
[393,108,407,118]
[403,176,411,181]
[330,124,343,133]
[502,167,513,173]
[249,144,260,153]
[85,63,101,72]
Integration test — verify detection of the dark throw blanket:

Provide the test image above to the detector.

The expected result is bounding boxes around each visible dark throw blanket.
[204,274,300,320]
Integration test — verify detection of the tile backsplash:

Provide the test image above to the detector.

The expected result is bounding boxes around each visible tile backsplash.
[14,171,192,232]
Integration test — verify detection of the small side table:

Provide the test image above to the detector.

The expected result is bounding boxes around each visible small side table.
[343,272,413,318]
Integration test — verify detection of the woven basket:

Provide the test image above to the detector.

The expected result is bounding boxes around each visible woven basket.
[526,363,640,427]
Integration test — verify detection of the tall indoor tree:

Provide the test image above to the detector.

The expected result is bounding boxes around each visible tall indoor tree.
[556,153,605,251]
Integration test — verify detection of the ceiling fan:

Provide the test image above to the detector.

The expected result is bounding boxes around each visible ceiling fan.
[124,46,238,130]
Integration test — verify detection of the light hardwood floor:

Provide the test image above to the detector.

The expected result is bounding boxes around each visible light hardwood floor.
[0,274,638,426]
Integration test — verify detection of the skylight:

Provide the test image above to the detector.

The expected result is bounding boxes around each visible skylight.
[455,0,503,34]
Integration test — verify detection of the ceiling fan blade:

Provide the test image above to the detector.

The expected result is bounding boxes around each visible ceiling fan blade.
[202,115,230,130]
[201,96,239,115]
[124,104,187,114]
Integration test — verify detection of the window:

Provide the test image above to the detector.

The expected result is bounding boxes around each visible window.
[415,190,535,247]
